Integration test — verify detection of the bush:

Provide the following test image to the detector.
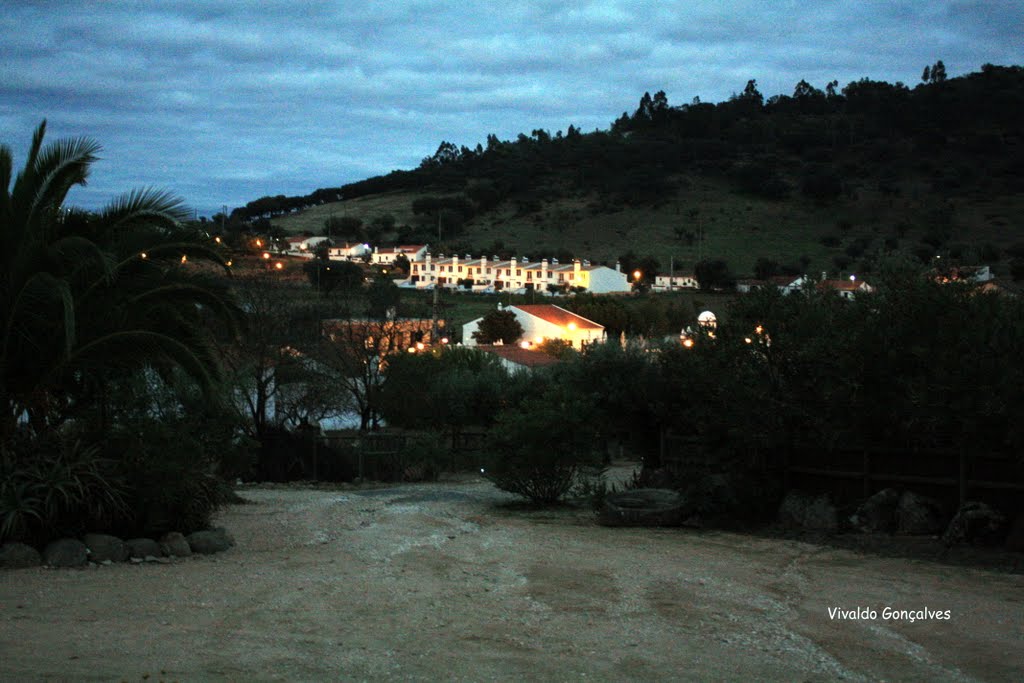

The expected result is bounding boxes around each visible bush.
[485,387,601,503]
[0,431,128,545]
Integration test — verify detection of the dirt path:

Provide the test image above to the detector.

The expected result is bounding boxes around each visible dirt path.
[2,476,1022,681]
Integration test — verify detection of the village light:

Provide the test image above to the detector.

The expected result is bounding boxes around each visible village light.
[534,336,544,344]
[274,262,283,270]
[520,341,531,349]
[744,337,753,344]
[180,254,188,264]
[567,322,577,331]
[255,239,262,247]
[416,342,425,351]
[262,252,271,260]
[440,337,449,344]
[755,325,764,335]
[850,274,856,281]
[682,338,694,348]
[214,236,221,244]
[226,260,233,267]
[140,252,147,259]
[408,347,416,353]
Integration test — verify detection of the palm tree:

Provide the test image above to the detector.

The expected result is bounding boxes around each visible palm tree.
[0,120,238,439]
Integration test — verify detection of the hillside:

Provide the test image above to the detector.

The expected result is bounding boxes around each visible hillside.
[254,63,1024,280]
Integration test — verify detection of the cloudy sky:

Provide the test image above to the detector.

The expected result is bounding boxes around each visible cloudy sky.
[2,1,1021,216]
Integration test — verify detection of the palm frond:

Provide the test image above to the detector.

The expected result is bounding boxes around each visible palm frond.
[65,329,217,395]
[99,188,192,233]
[128,282,242,326]
[50,234,113,286]
[29,136,102,224]
[0,144,12,209]
[2,271,75,362]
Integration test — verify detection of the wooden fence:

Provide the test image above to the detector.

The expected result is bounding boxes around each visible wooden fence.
[660,433,1024,514]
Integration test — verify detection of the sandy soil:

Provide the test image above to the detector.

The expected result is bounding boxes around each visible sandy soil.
[1,473,1022,682]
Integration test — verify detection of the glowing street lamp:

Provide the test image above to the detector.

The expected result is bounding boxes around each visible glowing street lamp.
[274,262,284,270]
[262,252,271,260]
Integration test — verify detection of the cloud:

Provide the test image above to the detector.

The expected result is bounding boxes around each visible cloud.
[1,0,1021,214]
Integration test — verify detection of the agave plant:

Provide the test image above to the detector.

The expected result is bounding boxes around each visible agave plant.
[0,120,239,439]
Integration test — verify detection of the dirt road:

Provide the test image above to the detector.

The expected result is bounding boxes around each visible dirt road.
[2,475,1022,681]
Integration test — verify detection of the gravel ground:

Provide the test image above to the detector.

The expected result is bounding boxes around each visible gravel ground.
[1,473,1022,682]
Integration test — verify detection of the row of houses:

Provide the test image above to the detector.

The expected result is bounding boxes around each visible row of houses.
[283,237,428,266]
[406,253,631,294]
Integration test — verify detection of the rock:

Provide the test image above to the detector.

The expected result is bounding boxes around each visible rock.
[778,491,838,532]
[896,491,946,535]
[942,502,1008,546]
[851,488,900,533]
[42,538,88,567]
[186,527,235,555]
[83,533,128,563]
[0,542,42,569]
[599,489,688,527]
[126,538,162,559]
[159,532,192,557]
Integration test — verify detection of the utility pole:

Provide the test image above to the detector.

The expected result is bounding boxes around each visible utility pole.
[431,282,440,343]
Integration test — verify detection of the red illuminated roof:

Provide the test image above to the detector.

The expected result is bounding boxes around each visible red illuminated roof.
[512,305,604,330]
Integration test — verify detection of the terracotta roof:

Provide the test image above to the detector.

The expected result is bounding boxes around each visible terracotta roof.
[477,345,561,368]
[511,305,604,330]
[286,236,307,243]
[379,244,425,254]
[769,275,800,286]
[818,279,869,292]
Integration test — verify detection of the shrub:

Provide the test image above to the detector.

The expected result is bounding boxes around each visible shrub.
[485,387,601,503]
[0,431,128,545]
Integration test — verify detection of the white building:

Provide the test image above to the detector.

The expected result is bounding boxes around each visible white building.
[371,244,428,265]
[407,253,630,294]
[653,274,699,291]
[283,235,331,255]
[462,304,606,350]
[326,243,371,261]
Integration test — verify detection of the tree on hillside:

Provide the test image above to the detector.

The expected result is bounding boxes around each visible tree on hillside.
[695,259,735,290]
[303,259,364,297]
[324,215,363,241]
[472,309,523,345]
[366,274,401,319]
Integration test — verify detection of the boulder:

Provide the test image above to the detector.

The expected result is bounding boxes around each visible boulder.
[599,489,688,527]
[779,491,838,532]
[942,502,1008,546]
[1002,512,1024,552]
[896,491,946,535]
[851,488,900,533]
[83,533,128,563]
[126,538,162,559]
[186,527,235,555]
[0,542,42,569]
[159,532,192,557]
[42,538,88,567]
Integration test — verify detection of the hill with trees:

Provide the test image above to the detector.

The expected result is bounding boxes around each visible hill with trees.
[241,62,1023,280]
